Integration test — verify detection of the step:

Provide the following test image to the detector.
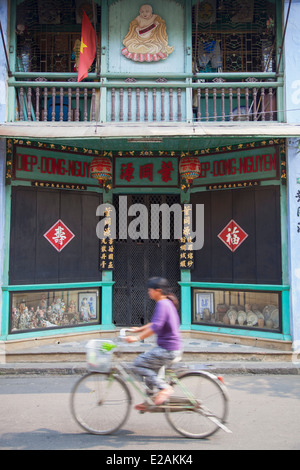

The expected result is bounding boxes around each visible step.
[2,344,295,364]
[1,330,294,366]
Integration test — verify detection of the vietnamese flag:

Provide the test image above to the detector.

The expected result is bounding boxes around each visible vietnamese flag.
[77,10,97,82]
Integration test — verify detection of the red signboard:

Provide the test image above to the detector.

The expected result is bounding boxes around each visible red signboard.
[43,220,75,252]
[218,220,248,252]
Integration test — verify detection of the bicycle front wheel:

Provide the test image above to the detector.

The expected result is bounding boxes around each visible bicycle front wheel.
[71,372,131,435]
[165,371,228,439]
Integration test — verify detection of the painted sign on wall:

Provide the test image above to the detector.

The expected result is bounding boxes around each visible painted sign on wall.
[13,145,98,186]
[12,144,279,189]
[194,146,278,186]
[114,156,179,187]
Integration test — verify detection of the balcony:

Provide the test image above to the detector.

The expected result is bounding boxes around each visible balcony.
[9,71,283,125]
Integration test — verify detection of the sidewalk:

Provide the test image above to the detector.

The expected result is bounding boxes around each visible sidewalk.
[1,335,299,375]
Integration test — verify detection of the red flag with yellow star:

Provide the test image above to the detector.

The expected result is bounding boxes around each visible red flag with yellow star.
[77,10,97,82]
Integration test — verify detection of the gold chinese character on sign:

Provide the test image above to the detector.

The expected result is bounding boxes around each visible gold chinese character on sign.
[100,235,114,270]
[179,207,194,270]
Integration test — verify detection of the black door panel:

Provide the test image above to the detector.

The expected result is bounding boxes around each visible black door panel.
[10,187,102,284]
[191,186,282,285]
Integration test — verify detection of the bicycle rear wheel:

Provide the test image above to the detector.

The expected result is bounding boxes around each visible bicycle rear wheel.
[71,372,131,435]
[165,371,228,439]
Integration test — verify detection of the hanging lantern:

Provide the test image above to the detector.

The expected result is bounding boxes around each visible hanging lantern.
[90,157,112,192]
[179,156,201,192]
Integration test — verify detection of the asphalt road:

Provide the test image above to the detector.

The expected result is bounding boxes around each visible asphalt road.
[0,374,299,451]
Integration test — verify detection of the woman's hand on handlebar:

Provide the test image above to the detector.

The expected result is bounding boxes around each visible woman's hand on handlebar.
[124,335,140,343]
[120,324,153,342]
[119,328,140,343]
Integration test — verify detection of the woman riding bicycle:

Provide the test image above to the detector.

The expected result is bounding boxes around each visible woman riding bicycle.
[125,277,182,408]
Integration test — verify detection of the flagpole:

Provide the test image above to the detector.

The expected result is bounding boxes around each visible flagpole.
[92,0,100,77]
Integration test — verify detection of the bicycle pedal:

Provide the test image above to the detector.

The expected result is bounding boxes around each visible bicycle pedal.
[134,401,151,412]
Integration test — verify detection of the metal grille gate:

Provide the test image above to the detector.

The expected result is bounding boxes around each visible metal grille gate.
[113,194,181,326]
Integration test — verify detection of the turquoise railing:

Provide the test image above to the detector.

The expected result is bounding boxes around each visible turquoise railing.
[8,71,284,124]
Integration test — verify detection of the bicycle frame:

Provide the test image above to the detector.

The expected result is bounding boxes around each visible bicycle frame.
[105,357,199,413]
[113,361,151,404]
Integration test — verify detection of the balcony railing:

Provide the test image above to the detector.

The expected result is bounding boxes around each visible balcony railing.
[9,72,283,124]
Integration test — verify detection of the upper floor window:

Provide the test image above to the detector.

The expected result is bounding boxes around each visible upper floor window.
[16,0,101,74]
[15,0,277,76]
[192,0,276,73]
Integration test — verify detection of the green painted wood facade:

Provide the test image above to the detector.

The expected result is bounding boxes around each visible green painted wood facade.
[1,137,290,342]
[0,0,291,343]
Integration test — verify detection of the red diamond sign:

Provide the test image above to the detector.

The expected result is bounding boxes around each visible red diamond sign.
[218,220,248,252]
[44,220,75,252]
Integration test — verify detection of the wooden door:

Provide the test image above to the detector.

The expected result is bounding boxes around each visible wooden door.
[10,187,102,284]
[191,186,282,284]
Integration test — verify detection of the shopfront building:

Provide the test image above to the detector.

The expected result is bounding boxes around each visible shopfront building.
[2,136,290,346]
[0,0,298,348]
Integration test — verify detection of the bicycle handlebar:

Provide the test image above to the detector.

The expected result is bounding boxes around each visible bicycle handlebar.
[119,328,135,339]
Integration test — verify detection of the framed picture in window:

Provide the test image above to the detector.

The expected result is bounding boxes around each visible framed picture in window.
[195,291,214,319]
[78,292,98,321]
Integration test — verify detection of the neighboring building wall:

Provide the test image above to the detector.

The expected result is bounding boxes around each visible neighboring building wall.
[0,0,7,121]
[0,143,5,335]
[0,1,8,332]
[287,138,300,349]
[285,0,300,348]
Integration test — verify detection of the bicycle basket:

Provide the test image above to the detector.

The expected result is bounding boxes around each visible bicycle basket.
[86,339,117,372]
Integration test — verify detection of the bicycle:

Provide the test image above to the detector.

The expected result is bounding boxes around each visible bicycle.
[70,329,232,439]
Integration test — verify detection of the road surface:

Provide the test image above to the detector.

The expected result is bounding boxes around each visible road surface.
[0,374,299,451]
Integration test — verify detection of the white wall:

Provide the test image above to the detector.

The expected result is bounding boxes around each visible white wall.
[286,139,300,350]
[0,0,7,122]
[285,0,300,124]
[284,0,300,349]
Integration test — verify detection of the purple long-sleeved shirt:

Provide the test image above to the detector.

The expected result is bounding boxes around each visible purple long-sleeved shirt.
[150,299,182,351]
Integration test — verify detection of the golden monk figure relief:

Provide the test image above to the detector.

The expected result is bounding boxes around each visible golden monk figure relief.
[122,4,174,62]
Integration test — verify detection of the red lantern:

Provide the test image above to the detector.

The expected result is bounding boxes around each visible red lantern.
[179,157,201,190]
[90,157,112,190]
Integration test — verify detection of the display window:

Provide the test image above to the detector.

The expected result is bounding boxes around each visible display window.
[193,288,281,332]
[10,288,100,333]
